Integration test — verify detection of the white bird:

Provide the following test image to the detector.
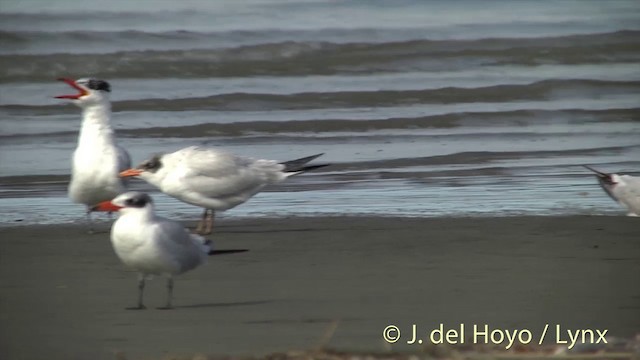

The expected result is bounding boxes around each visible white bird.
[56,78,131,231]
[93,191,247,310]
[584,166,640,216]
[119,146,328,234]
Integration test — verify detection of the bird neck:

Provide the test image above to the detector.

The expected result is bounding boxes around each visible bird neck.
[122,206,156,223]
[138,170,162,188]
[77,102,115,148]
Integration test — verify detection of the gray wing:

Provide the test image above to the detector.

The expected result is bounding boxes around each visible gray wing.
[116,144,132,171]
[153,218,208,274]
[173,146,284,198]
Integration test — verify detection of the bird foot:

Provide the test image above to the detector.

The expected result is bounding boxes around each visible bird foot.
[126,305,147,310]
[156,305,174,310]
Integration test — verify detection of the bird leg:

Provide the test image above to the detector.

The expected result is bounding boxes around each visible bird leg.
[158,276,174,310]
[196,209,215,235]
[204,210,215,235]
[127,275,147,310]
[85,207,95,234]
[195,209,208,234]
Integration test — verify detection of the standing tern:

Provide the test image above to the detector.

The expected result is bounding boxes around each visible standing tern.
[584,165,640,216]
[94,191,247,309]
[56,78,131,231]
[119,146,328,234]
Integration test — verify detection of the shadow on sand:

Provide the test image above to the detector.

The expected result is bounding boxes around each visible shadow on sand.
[176,299,275,309]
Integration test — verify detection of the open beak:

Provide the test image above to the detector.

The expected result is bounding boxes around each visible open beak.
[55,78,89,99]
[584,165,617,185]
[120,168,143,178]
[91,200,123,213]
[583,165,610,180]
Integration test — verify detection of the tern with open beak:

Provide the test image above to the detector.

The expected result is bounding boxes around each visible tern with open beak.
[55,78,131,232]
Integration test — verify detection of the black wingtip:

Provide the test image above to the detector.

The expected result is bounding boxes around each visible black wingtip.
[295,163,330,173]
[280,153,325,172]
[209,249,249,256]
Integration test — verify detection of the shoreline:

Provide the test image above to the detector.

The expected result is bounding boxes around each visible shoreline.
[1,216,638,359]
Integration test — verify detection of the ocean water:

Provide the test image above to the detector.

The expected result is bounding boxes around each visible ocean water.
[0,0,639,225]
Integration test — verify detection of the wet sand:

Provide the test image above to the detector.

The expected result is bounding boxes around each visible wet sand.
[0,216,638,359]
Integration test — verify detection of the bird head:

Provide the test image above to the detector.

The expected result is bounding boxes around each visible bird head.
[92,192,154,214]
[119,154,164,182]
[55,77,111,107]
[584,165,621,201]
[584,166,619,185]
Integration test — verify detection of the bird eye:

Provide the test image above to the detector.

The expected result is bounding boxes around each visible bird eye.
[123,194,151,208]
[87,79,111,92]
[141,156,162,172]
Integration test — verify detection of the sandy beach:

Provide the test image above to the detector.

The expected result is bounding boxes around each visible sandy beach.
[0,215,638,359]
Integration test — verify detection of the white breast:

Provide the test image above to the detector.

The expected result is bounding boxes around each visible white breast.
[68,105,129,206]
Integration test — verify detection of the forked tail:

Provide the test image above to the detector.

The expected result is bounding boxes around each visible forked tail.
[280,153,329,175]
